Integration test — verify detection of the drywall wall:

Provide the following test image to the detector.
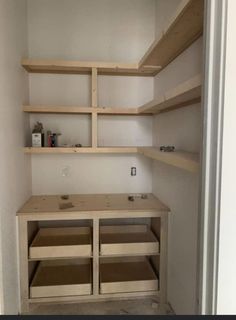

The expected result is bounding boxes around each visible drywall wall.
[153,1,203,313]
[27,0,155,195]
[27,0,156,62]
[217,0,236,314]
[29,75,153,194]
[155,0,182,39]
[0,0,32,314]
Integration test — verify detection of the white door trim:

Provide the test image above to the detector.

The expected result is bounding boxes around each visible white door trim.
[198,0,228,315]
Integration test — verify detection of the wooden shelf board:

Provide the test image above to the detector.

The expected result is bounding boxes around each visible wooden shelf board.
[139,0,204,74]
[139,74,201,114]
[22,59,156,76]
[23,147,199,172]
[23,147,138,154]
[23,106,143,115]
[138,147,199,173]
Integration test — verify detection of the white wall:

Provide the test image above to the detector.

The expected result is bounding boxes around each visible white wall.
[217,0,236,314]
[0,0,32,314]
[27,0,155,195]
[27,0,156,62]
[154,1,203,314]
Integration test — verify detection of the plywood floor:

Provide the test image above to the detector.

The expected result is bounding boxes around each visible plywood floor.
[26,299,174,315]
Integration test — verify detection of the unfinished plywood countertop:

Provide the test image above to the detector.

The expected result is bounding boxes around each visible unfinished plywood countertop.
[17,194,170,219]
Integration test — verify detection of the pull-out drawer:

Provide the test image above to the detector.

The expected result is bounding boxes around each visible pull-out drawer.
[100,258,158,294]
[29,227,92,259]
[100,225,159,256]
[30,260,92,298]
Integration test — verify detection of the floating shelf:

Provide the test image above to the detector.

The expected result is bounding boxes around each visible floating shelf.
[30,261,92,298]
[139,74,201,114]
[23,147,138,154]
[100,259,158,294]
[139,0,204,74]
[100,225,159,256]
[29,227,92,260]
[23,106,142,115]
[138,147,199,173]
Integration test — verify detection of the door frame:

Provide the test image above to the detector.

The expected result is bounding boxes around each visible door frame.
[198,0,228,315]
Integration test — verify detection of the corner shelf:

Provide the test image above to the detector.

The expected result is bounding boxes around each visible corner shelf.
[21,1,204,78]
[139,0,204,74]
[138,74,201,114]
[138,147,199,173]
[23,147,199,173]
[21,59,156,76]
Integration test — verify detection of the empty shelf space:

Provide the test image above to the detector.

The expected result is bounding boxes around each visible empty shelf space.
[30,261,92,298]
[29,227,92,259]
[100,225,159,256]
[138,147,199,173]
[23,147,138,154]
[100,259,158,294]
[138,75,202,114]
[139,0,204,74]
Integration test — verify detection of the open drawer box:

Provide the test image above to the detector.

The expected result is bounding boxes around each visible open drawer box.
[100,225,159,256]
[29,227,92,259]
[100,257,158,294]
[30,260,92,298]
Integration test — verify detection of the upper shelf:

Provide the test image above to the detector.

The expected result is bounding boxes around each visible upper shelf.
[21,59,158,77]
[22,0,204,77]
[138,74,201,114]
[139,0,204,74]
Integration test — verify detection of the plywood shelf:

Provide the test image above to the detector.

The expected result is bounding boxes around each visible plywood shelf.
[21,59,157,76]
[23,147,138,154]
[100,225,159,256]
[138,147,199,173]
[139,0,204,74]
[29,227,92,260]
[23,105,141,115]
[138,74,201,114]
[100,259,158,294]
[30,261,92,298]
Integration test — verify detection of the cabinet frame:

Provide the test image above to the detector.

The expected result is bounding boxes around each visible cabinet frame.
[18,196,168,314]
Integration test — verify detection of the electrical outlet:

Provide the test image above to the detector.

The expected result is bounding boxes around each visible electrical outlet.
[131,167,136,176]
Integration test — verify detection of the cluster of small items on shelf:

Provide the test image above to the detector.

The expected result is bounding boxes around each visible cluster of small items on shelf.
[160,146,175,152]
[32,122,82,148]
